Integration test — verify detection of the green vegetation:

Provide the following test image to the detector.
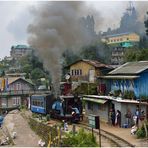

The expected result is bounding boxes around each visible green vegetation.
[136,121,148,138]
[29,117,57,146]
[80,42,111,64]
[62,128,98,147]
[124,48,148,62]
[123,90,135,100]
[113,90,122,97]
[74,83,98,95]
[140,95,148,101]
[19,105,28,110]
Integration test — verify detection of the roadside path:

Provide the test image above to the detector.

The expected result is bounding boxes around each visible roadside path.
[3,110,40,147]
[100,122,148,147]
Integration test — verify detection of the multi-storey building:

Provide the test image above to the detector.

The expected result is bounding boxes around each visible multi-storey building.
[102,32,140,66]
[10,45,32,59]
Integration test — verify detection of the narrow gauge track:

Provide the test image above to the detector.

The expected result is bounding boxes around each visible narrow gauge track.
[19,111,134,147]
[78,122,135,147]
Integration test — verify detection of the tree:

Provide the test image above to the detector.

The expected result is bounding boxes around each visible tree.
[62,49,80,80]
[80,45,98,60]
[124,48,138,62]
[30,68,46,85]
[124,48,148,62]
[136,49,148,60]
[80,41,111,64]
[22,64,32,74]
[1,70,5,77]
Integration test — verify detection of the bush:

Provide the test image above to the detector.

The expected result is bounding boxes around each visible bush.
[123,90,135,99]
[136,122,148,138]
[46,114,50,121]
[62,128,98,147]
[74,83,98,95]
[114,90,121,97]
[32,113,39,118]
[20,105,27,110]
[136,128,145,138]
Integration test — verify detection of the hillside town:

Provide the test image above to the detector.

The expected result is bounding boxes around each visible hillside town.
[0,1,148,147]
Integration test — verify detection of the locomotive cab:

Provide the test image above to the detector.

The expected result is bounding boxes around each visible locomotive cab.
[51,95,82,123]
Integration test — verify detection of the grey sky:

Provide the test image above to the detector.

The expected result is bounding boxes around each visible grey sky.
[0,1,147,59]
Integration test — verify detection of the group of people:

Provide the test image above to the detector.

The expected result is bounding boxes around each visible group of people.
[109,106,145,131]
[125,107,145,128]
[109,109,121,127]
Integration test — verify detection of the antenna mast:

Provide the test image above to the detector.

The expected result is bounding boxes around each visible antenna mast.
[126,1,134,15]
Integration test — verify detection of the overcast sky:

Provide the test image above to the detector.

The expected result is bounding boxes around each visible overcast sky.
[0,1,147,59]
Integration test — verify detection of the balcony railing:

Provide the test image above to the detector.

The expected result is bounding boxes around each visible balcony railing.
[0,89,51,97]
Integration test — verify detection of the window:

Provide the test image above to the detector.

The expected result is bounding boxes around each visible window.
[75,70,77,75]
[71,70,74,76]
[79,69,82,75]
[71,69,82,76]
[87,102,93,110]
[77,70,79,75]
[13,97,20,105]
[32,99,44,107]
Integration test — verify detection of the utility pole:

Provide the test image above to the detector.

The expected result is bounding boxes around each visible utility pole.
[144,12,148,36]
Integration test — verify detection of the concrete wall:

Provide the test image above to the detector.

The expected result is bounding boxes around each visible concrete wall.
[1,96,21,107]
[106,33,140,45]
[84,99,147,127]
[70,61,101,82]
[9,79,34,91]
[113,102,147,126]
[84,102,109,123]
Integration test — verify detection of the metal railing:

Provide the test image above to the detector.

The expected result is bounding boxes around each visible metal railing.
[0,90,51,97]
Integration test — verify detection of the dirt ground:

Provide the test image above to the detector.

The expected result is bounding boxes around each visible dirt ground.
[1,110,148,147]
[2,110,40,147]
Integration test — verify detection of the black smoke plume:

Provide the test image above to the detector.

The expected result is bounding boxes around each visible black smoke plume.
[27,1,100,96]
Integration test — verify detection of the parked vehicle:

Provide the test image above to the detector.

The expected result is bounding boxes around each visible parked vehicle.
[38,85,47,91]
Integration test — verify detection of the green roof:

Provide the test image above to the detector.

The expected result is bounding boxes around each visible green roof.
[25,79,35,86]
[83,97,107,104]
[12,45,29,49]
[16,45,28,48]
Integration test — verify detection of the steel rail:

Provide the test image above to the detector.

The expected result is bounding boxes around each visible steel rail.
[78,122,135,147]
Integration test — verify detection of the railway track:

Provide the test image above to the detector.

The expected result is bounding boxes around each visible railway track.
[77,122,135,147]
[20,112,135,147]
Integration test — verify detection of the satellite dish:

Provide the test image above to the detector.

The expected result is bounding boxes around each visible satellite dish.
[65,74,70,80]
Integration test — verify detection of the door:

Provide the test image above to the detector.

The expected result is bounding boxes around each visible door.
[89,70,95,83]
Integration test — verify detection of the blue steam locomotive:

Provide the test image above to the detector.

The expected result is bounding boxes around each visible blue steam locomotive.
[30,94,83,122]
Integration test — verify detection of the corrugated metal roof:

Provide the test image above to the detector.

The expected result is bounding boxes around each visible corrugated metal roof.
[0,77,34,86]
[109,61,148,75]
[104,32,136,38]
[60,95,81,99]
[83,95,148,105]
[99,75,139,79]
[83,97,107,104]
[67,59,112,69]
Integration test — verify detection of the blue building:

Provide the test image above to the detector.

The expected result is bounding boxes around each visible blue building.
[102,61,148,100]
